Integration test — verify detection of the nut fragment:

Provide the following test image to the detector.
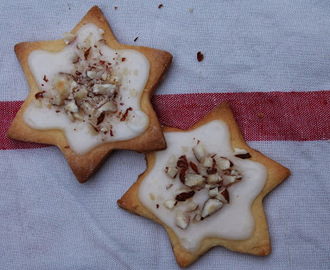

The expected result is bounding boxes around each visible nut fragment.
[109,74,121,84]
[209,187,229,204]
[192,143,205,162]
[162,139,245,225]
[175,211,190,229]
[175,190,195,201]
[235,153,252,159]
[184,173,205,187]
[165,166,178,178]
[81,101,94,116]
[217,157,232,170]
[194,210,202,222]
[201,157,213,167]
[222,175,237,186]
[177,155,188,169]
[164,200,176,209]
[166,155,177,167]
[189,161,199,173]
[71,52,80,63]
[201,199,223,219]
[206,173,221,184]
[63,32,77,44]
[98,100,117,113]
[86,70,98,79]
[185,201,199,212]
[88,124,99,135]
[208,187,219,198]
[195,214,202,222]
[65,101,78,113]
[74,87,88,100]
[233,148,251,159]
[92,84,117,97]
[32,31,133,137]
[177,155,188,183]
[217,188,229,204]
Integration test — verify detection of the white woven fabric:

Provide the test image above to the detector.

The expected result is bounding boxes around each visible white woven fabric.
[0,1,329,269]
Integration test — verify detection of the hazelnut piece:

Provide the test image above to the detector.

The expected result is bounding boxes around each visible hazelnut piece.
[201,199,223,219]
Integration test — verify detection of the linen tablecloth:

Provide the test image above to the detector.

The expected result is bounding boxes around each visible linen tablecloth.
[0,1,329,269]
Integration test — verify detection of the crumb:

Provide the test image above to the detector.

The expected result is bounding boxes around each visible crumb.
[158,4,163,9]
[189,8,194,13]
[114,6,118,10]
[258,112,264,118]
[197,51,204,62]
[134,37,138,42]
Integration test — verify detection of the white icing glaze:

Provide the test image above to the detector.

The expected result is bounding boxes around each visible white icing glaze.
[23,23,150,154]
[138,120,267,251]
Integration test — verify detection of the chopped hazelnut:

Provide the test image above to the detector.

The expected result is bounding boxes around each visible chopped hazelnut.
[71,52,80,63]
[194,211,202,222]
[164,200,176,209]
[175,190,195,201]
[192,143,205,162]
[93,84,117,97]
[109,75,121,84]
[73,113,84,121]
[65,101,79,113]
[222,175,237,186]
[74,87,88,100]
[185,201,199,212]
[88,124,99,135]
[201,157,213,167]
[166,155,177,167]
[175,211,189,229]
[217,157,232,170]
[98,100,117,113]
[217,188,229,204]
[165,166,178,178]
[201,199,223,218]
[208,187,219,198]
[206,173,221,184]
[101,72,108,81]
[86,70,98,79]
[81,101,95,116]
[184,173,205,187]
[63,32,77,44]
[233,148,251,159]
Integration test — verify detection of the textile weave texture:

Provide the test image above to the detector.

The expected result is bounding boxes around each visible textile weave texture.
[0,1,329,269]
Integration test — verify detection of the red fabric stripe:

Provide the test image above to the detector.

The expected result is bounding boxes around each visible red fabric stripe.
[152,91,329,141]
[0,101,49,150]
[1,91,329,150]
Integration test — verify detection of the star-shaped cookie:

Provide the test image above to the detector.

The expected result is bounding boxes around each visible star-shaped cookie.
[7,6,172,183]
[118,102,290,268]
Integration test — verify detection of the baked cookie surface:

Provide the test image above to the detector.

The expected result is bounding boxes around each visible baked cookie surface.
[7,6,172,183]
[118,102,290,267]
